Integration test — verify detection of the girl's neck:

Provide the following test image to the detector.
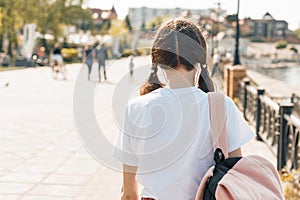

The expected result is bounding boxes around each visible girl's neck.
[164,65,196,89]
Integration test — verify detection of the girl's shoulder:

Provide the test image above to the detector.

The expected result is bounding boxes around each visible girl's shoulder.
[128,89,163,109]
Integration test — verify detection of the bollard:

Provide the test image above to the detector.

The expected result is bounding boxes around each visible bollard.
[291,93,295,103]
[224,65,247,99]
[224,65,231,96]
[277,103,293,170]
[256,87,265,141]
[243,78,250,119]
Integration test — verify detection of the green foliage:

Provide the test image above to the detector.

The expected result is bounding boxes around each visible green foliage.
[0,0,91,54]
[225,14,238,23]
[0,0,23,54]
[293,28,300,39]
[251,38,264,43]
[125,15,132,32]
[276,40,288,49]
[141,21,146,31]
[98,19,111,35]
[108,19,128,36]
[35,0,92,39]
[146,16,167,31]
[290,46,298,53]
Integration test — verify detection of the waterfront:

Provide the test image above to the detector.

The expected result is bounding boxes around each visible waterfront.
[250,65,300,89]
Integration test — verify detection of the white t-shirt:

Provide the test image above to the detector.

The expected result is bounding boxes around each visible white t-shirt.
[114,86,254,200]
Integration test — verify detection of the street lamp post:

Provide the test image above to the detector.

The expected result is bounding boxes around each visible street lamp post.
[210,3,221,56]
[233,0,241,65]
[205,24,213,57]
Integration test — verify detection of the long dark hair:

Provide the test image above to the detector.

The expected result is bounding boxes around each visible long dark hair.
[140,18,214,95]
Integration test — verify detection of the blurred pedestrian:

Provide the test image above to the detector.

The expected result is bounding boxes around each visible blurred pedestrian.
[77,46,83,61]
[51,43,64,69]
[84,45,94,80]
[129,55,134,76]
[226,50,232,60]
[50,43,67,80]
[95,43,108,82]
[1,52,10,67]
[211,48,220,77]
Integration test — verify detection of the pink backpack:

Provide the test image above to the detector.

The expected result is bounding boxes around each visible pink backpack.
[195,92,285,200]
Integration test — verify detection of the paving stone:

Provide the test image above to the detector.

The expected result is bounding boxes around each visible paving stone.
[24,157,65,166]
[42,174,90,185]
[28,184,82,197]
[53,165,99,176]
[11,164,58,174]
[21,195,72,200]
[0,172,45,184]
[0,182,33,194]
[0,194,21,200]
[0,159,24,171]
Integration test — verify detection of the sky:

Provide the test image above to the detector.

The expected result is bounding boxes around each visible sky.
[86,0,300,30]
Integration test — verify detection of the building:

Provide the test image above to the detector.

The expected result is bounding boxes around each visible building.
[89,6,118,21]
[89,6,118,26]
[89,6,118,31]
[128,7,212,29]
[240,13,288,39]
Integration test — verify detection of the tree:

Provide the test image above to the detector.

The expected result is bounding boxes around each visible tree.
[141,20,146,32]
[293,28,300,39]
[108,19,128,36]
[225,14,238,23]
[125,15,132,32]
[97,19,111,35]
[0,0,92,56]
[0,0,23,55]
[62,1,92,31]
[146,16,167,31]
[19,0,41,25]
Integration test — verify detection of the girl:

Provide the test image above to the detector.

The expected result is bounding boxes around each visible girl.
[114,18,254,200]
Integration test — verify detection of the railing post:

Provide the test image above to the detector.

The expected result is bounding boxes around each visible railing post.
[243,78,250,119]
[256,87,265,141]
[278,103,293,170]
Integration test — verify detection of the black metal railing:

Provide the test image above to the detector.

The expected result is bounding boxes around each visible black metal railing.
[283,113,300,169]
[238,78,300,170]
[258,94,281,154]
[292,93,300,118]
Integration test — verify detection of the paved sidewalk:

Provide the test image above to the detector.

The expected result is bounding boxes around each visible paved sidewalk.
[0,56,275,199]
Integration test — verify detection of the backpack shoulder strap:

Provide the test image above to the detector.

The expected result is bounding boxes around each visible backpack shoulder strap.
[208,92,228,158]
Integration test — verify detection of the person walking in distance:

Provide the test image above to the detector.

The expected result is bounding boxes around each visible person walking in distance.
[129,55,134,77]
[95,43,108,82]
[211,48,221,77]
[51,43,64,69]
[114,18,255,200]
[50,43,67,80]
[84,45,94,81]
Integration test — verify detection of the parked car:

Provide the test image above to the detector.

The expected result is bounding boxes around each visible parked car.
[61,47,78,61]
